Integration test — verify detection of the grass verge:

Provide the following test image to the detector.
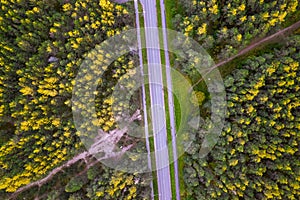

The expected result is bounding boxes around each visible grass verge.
[163,0,188,198]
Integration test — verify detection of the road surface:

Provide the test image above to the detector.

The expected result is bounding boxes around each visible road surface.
[139,0,172,199]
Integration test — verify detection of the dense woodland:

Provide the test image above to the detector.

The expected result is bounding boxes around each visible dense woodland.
[0,0,151,199]
[184,35,300,199]
[176,1,300,199]
[0,0,299,199]
[175,0,299,60]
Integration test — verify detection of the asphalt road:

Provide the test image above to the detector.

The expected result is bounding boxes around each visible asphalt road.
[139,0,172,199]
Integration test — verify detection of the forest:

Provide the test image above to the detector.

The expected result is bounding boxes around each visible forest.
[0,0,299,199]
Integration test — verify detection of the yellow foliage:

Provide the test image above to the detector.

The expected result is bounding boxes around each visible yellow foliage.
[209,5,218,15]
[287,0,298,12]
[185,24,194,35]
[52,118,60,127]
[230,8,237,16]
[227,135,233,142]
[278,12,287,22]
[269,18,277,26]
[63,3,72,12]
[240,16,247,22]
[197,23,207,35]
[236,34,242,42]
[20,86,33,95]
[96,191,104,197]
[238,4,246,11]
[229,159,238,166]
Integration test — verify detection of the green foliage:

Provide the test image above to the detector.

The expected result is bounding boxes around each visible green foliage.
[184,34,300,199]
[46,191,60,200]
[65,177,85,193]
[191,91,206,106]
[0,0,138,196]
[79,165,151,200]
[87,166,99,181]
[68,194,83,200]
[176,0,299,60]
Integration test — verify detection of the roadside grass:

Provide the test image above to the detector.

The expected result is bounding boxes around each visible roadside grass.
[156,0,177,198]
[165,0,183,29]
[163,0,189,198]
[161,0,192,198]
